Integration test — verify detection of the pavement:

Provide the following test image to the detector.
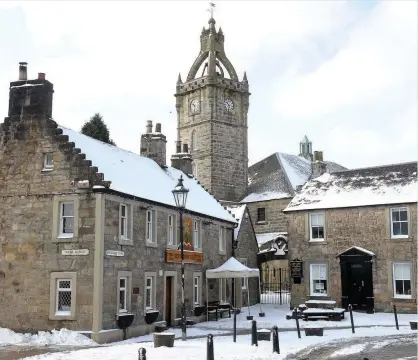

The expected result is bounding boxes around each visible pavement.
[284,333,417,360]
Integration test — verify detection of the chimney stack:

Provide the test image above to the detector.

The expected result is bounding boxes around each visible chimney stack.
[171,142,193,175]
[38,72,46,80]
[140,120,167,166]
[311,150,327,179]
[19,62,27,81]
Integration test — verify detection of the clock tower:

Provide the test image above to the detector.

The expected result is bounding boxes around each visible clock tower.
[175,16,250,202]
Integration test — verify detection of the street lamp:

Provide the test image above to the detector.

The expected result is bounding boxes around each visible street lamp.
[172,175,189,341]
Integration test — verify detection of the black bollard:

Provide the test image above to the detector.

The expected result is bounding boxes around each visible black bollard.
[207,334,214,360]
[233,308,237,343]
[294,308,301,339]
[251,320,258,346]
[348,304,355,334]
[272,326,280,354]
[138,347,146,360]
[393,304,399,330]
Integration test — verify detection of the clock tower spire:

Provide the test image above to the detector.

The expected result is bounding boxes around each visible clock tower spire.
[175,12,250,202]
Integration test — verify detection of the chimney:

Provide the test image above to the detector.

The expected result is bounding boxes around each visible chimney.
[38,72,45,80]
[19,62,27,80]
[171,142,193,175]
[311,150,327,179]
[140,120,167,166]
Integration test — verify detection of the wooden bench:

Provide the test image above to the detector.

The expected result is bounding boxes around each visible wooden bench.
[206,301,231,321]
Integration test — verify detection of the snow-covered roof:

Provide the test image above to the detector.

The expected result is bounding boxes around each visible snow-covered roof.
[59,126,236,223]
[226,204,247,240]
[256,232,287,246]
[206,257,259,279]
[284,162,417,212]
[241,152,346,203]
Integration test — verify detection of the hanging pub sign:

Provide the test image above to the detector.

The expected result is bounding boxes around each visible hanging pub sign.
[290,259,303,278]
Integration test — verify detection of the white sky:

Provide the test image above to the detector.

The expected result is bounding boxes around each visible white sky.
[0,1,416,169]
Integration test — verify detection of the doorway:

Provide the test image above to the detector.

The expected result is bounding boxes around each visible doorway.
[338,247,374,313]
[165,276,174,327]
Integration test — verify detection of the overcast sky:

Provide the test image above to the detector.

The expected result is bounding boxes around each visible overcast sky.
[0,1,416,169]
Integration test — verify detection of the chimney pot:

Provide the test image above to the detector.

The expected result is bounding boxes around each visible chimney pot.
[176,141,181,154]
[19,62,28,81]
[146,120,152,134]
[314,151,319,161]
[183,143,188,153]
[319,151,323,162]
[155,123,161,133]
[38,72,46,80]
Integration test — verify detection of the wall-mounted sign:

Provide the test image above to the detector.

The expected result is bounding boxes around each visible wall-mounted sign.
[62,249,89,256]
[182,217,194,251]
[106,250,124,257]
[290,259,303,278]
[165,249,203,264]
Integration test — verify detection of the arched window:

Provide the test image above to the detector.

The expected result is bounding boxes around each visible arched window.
[191,130,197,151]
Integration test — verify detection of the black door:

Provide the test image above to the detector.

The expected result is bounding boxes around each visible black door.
[348,263,367,310]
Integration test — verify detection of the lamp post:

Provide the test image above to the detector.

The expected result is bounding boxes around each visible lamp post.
[172,175,189,341]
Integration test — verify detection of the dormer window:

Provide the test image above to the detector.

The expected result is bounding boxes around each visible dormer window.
[43,153,54,171]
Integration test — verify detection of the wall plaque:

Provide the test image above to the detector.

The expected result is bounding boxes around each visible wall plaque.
[165,249,203,264]
[105,250,124,257]
[62,249,89,256]
[133,287,140,295]
[290,259,303,278]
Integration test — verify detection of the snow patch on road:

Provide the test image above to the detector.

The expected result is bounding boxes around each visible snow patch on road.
[330,343,366,357]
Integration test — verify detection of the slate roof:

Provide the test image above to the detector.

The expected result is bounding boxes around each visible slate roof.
[284,161,418,212]
[60,126,237,223]
[241,152,346,203]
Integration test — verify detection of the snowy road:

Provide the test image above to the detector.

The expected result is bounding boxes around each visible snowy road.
[284,333,417,360]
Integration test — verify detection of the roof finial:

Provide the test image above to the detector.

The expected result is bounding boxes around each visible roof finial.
[177,72,183,85]
[207,2,216,21]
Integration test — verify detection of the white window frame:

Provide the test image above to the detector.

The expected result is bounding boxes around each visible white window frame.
[59,201,74,238]
[309,213,325,241]
[146,210,153,243]
[219,225,226,253]
[390,207,409,239]
[168,214,175,245]
[43,153,54,170]
[119,204,128,240]
[119,277,128,313]
[310,264,328,296]
[393,262,412,299]
[55,279,72,316]
[193,273,202,306]
[193,220,200,249]
[145,276,154,310]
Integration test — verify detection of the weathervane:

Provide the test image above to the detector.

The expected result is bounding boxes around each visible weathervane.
[207,2,216,19]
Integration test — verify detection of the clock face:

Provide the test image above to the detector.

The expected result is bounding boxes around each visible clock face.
[190,99,200,114]
[224,98,234,112]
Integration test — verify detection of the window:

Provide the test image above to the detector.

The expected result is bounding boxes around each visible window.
[310,213,325,241]
[391,207,408,238]
[56,279,72,315]
[238,258,248,289]
[219,278,227,303]
[193,275,201,305]
[168,214,175,245]
[191,130,197,150]
[145,276,154,310]
[119,204,128,239]
[310,264,327,295]
[393,263,412,298]
[193,220,200,248]
[59,202,74,237]
[43,153,54,170]
[257,208,266,222]
[119,277,127,312]
[146,210,153,242]
[219,226,226,253]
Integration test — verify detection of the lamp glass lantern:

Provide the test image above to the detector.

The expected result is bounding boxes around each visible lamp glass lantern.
[172,175,189,209]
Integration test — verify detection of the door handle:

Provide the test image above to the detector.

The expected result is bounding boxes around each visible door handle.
[362,281,364,286]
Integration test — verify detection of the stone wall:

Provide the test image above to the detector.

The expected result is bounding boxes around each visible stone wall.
[101,195,232,332]
[246,198,291,234]
[287,204,417,313]
[0,116,96,332]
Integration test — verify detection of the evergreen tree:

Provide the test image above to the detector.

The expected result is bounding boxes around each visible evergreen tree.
[81,113,116,146]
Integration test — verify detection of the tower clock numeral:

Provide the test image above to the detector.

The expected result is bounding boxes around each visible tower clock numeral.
[190,99,200,114]
[224,98,234,112]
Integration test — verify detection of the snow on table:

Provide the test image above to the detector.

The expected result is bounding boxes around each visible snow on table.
[23,327,417,360]
[303,307,345,313]
[305,300,336,305]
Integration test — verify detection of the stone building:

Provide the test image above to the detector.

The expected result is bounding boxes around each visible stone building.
[0,64,247,343]
[240,140,346,291]
[176,16,250,203]
[284,162,417,314]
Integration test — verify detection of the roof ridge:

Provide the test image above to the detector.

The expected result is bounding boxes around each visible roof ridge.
[275,153,297,196]
[331,161,417,173]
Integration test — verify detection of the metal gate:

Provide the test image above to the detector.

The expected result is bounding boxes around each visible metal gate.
[260,268,290,305]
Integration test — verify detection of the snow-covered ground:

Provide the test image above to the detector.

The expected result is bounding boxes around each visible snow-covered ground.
[197,303,418,331]
[0,328,96,347]
[25,327,417,360]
